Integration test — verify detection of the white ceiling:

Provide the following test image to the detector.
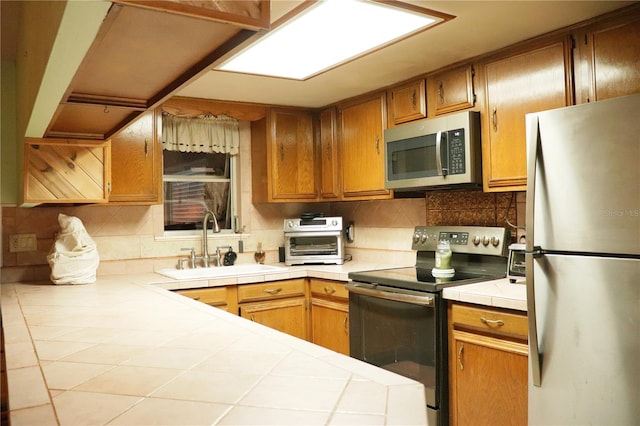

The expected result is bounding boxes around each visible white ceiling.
[177,1,635,108]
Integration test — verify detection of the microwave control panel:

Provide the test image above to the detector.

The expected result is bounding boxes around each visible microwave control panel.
[447,129,466,175]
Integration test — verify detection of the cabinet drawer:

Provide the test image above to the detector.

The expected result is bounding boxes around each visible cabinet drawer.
[237,279,305,303]
[309,279,348,300]
[176,287,227,306]
[450,303,527,340]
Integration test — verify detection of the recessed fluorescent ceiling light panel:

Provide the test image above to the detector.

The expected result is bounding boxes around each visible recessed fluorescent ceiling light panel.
[217,0,444,80]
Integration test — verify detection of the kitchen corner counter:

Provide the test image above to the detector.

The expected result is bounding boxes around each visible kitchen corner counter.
[1,274,427,425]
[442,278,527,311]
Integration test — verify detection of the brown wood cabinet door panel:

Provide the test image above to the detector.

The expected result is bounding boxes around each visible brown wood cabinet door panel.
[591,19,640,101]
[389,79,426,126]
[240,298,308,340]
[270,109,316,200]
[339,94,391,199]
[429,65,475,116]
[484,40,571,191]
[310,298,349,355]
[110,109,162,204]
[319,108,341,199]
[451,332,528,426]
[24,139,110,203]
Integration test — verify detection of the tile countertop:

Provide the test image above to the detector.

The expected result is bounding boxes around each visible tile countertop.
[442,277,527,312]
[1,264,427,426]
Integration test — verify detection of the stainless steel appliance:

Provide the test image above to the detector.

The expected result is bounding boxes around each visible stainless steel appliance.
[384,111,482,190]
[347,226,509,425]
[525,93,640,425]
[507,243,526,283]
[284,215,344,265]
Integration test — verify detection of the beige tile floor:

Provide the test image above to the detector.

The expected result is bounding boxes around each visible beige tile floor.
[2,276,428,425]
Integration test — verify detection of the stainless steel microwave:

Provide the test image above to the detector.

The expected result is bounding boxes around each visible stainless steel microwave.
[384,111,482,190]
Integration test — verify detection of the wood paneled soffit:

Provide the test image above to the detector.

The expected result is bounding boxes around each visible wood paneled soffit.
[45,1,267,140]
[162,97,268,121]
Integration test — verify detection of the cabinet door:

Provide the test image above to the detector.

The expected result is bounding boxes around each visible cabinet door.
[451,332,528,426]
[483,39,571,192]
[388,79,426,126]
[240,297,308,340]
[428,65,475,116]
[338,93,392,200]
[269,108,317,201]
[574,13,640,103]
[310,298,349,355]
[318,107,341,199]
[24,138,111,204]
[109,109,162,204]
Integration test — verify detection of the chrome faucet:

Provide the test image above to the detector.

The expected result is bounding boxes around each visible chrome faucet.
[202,209,221,267]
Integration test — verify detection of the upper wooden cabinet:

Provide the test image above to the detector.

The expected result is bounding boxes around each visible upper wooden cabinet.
[481,38,572,192]
[24,138,111,204]
[338,93,393,200]
[251,108,317,203]
[387,79,426,127]
[428,65,475,116]
[573,11,640,103]
[318,107,341,200]
[45,1,268,140]
[109,109,162,204]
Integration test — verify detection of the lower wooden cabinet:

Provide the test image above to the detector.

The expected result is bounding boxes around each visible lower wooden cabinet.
[175,286,237,313]
[448,302,528,426]
[309,278,349,355]
[237,279,308,340]
[175,278,352,352]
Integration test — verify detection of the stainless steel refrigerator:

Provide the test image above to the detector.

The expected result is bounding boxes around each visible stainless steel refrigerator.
[525,93,640,425]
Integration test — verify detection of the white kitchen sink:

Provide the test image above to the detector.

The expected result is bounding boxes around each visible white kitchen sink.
[156,264,288,280]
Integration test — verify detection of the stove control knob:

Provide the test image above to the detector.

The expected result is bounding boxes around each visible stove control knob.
[473,235,481,246]
[482,236,490,246]
[413,232,421,243]
[491,236,500,247]
[421,233,428,243]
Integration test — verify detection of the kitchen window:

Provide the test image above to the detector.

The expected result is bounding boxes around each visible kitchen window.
[162,113,239,234]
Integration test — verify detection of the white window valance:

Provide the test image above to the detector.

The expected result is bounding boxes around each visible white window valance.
[162,113,239,155]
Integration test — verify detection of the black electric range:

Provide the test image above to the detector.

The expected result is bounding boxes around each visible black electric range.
[346,226,510,426]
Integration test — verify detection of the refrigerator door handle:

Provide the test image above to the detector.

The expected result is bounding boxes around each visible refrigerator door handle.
[525,114,542,387]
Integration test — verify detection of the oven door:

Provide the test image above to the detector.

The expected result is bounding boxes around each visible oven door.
[284,231,343,265]
[346,282,445,424]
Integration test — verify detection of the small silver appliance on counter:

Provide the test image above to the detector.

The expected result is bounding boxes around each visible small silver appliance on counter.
[284,214,344,265]
[507,243,526,283]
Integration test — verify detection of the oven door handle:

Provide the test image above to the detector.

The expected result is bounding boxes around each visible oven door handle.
[346,283,434,307]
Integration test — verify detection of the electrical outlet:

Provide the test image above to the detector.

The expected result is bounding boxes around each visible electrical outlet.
[9,233,37,252]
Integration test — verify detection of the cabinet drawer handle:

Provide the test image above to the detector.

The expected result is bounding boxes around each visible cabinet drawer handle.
[264,288,282,295]
[324,286,336,295]
[457,344,464,371]
[480,317,505,327]
[193,296,201,301]
[250,314,255,322]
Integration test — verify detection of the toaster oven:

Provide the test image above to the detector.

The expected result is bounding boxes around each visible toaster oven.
[284,216,344,265]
